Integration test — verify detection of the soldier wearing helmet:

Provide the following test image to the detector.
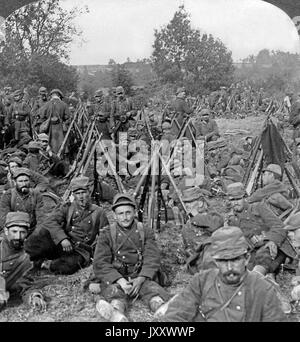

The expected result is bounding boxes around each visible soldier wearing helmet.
[32,86,49,132]
[110,85,136,143]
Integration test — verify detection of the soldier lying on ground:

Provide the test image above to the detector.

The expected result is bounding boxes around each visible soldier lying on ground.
[0,212,46,312]
[24,176,108,275]
[0,168,44,236]
[93,193,171,322]
[248,163,294,217]
[159,226,287,322]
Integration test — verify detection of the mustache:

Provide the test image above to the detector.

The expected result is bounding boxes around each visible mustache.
[223,271,240,278]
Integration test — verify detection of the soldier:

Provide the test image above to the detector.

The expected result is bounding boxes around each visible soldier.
[24,176,108,275]
[194,108,220,142]
[5,89,32,147]
[289,93,300,142]
[23,141,43,173]
[181,187,223,258]
[0,212,46,312]
[248,164,293,217]
[32,87,48,133]
[160,226,287,322]
[227,183,296,283]
[0,168,44,235]
[39,89,70,154]
[110,86,135,142]
[93,193,171,322]
[170,87,193,127]
[4,156,49,192]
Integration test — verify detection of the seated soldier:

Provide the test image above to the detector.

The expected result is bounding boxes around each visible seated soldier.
[248,164,294,217]
[0,212,46,312]
[93,194,171,322]
[23,141,43,172]
[0,168,44,235]
[24,176,108,275]
[4,156,50,192]
[181,187,222,257]
[194,108,220,142]
[160,226,287,322]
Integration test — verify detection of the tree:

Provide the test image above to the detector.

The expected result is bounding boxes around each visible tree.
[151,5,234,94]
[5,0,88,61]
[0,0,87,93]
[110,64,134,95]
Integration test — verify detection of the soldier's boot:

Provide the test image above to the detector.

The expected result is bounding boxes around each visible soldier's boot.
[96,299,128,322]
[152,294,179,318]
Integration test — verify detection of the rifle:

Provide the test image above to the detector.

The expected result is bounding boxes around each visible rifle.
[57,104,82,159]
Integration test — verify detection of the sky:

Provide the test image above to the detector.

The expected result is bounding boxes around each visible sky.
[60,0,300,65]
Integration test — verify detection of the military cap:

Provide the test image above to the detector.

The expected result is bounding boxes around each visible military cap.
[112,193,136,211]
[191,211,224,233]
[226,182,246,200]
[50,89,64,98]
[176,87,185,95]
[210,226,249,260]
[27,141,42,150]
[95,89,103,97]
[39,87,47,93]
[262,164,282,178]
[116,86,124,95]
[70,176,90,193]
[13,89,23,97]
[182,187,210,203]
[38,133,49,142]
[12,167,30,179]
[5,212,30,229]
[284,213,300,232]
[8,156,22,166]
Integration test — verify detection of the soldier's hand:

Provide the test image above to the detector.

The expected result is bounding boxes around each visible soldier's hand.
[60,239,73,253]
[128,276,146,297]
[116,278,132,295]
[264,241,278,260]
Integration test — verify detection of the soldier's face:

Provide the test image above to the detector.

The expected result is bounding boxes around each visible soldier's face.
[15,176,30,194]
[262,171,274,186]
[215,254,249,285]
[73,189,90,208]
[114,205,135,229]
[5,226,28,250]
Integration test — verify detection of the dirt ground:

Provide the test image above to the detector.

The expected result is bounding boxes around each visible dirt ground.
[0,113,299,322]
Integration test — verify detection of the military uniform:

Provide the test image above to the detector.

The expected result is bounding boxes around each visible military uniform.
[161,226,287,322]
[194,118,220,142]
[0,212,45,310]
[93,219,170,309]
[289,99,300,140]
[32,97,48,131]
[25,176,109,275]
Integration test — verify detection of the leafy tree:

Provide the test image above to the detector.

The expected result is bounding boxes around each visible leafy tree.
[110,64,135,95]
[151,5,234,94]
[0,0,87,93]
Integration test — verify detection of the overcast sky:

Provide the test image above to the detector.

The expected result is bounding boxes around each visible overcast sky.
[60,0,300,65]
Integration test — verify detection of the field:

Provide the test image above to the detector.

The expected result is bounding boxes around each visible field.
[0,113,299,322]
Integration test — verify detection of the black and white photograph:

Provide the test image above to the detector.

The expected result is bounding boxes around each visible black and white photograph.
[0,0,300,325]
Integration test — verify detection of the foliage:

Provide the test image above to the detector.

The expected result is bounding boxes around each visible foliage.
[110,64,135,95]
[151,5,234,95]
[0,0,87,94]
[235,49,300,94]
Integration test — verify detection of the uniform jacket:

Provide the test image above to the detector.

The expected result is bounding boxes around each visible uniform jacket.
[195,119,220,140]
[93,219,161,285]
[0,188,44,234]
[42,201,108,262]
[162,269,287,322]
[289,100,300,127]
[171,98,193,126]
[229,202,295,258]
[248,181,293,214]
[0,237,40,302]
